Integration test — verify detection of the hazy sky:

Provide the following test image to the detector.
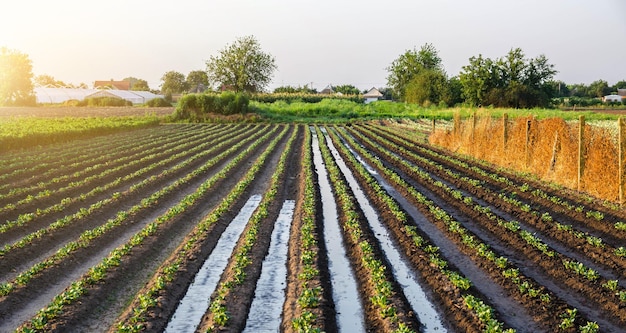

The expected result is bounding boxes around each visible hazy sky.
[2,0,625,91]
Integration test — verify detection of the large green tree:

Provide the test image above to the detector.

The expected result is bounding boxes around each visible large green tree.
[124,77,150,91]
[459,48,556,108]
[160,71,188,94]
[186,70,209,93]
[206,36,276,93]
[0,47,35,106]
[404,68,448,105]
[386,43,443,101]
[34,74,67,87]
[588,80,611,98]
[333,84,361,95]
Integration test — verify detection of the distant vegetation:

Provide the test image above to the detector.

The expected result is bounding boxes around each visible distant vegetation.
[76,97,132,107]
[173,92,250,122]
[0,116,161,152]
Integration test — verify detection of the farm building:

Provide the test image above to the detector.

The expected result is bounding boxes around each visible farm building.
[603,94,623,103]
[363,87,383,104]
[319,85,335,95]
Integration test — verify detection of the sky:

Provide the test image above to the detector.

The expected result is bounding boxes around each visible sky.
[1,0,625,92]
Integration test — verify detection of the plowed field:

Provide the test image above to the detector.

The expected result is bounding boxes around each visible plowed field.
[2,122,625,333]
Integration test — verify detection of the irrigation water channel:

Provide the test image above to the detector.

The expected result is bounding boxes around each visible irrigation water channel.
[165,194,262,333]
[341,130,544,332]
[325,129,446,333]
[311,129,366,332]
[243,200,295,332]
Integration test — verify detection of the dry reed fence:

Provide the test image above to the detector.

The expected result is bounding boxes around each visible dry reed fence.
[429,114,623,203]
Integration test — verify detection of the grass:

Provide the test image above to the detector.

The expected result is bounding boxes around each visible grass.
[251,99,625,123]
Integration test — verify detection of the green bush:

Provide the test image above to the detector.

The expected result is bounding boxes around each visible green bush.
[77,97,132,107]
[145,98,171,107]
[173,92,250,122]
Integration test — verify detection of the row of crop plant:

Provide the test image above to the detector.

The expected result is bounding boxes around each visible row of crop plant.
[113,125,291,332]
[0,125,256,235]
[374,122,626,230]
[332,126,516,332]
[201,125,297,331]
[14,125,281,332]
[0,124,235,216]
[361,124,626,287]
[1,126,276,299]
[0,124,222,204]
[316,126,417,333]
[362,124,626,273]
[0,125,264,260]
[346,125,614,331]
[0,124,198,187]
[371,123,626,238]
[289,126,327,333]
[0,115,162,152]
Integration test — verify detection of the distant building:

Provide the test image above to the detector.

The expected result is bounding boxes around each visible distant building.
[363,87,383,104]
[319,84,335,95]
[93,80,131,90]
[618,89,626,97]
[603,94,623,103]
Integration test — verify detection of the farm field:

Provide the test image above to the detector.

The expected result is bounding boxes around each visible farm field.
[1,121,626,332]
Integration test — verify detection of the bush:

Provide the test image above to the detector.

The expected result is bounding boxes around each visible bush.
[77,97,132,107]
[173,92,250,122]
[144,98,171,107]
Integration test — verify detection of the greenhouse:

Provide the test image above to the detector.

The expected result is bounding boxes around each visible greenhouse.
[34,87,164,105]
[34,87,97,104]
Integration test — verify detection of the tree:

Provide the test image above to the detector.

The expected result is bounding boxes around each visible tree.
[459,54,494,106]
[206,36,276,93]
[459,48,556,107]
[273,85,316,94]
[549,80,570,98]
[34,74,67,87]
[614,80,626,90]
[404,69,448,106]
[333,84,361,95]
[186,70,209,93]
[0,47,35,106]
[588,80,611,98]
[386,43,443,101]
[160,71,188,94]
[124,77,150,91]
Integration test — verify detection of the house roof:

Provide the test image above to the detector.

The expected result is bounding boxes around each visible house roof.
[363,87,383,98]
[319,84,335,94]
[94,80,131,90]
[618,89,626,96]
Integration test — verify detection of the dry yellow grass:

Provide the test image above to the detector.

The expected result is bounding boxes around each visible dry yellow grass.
[429,116,620,202]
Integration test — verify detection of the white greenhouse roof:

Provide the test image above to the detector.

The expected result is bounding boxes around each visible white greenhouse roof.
[35,87,163,104]
[84,90,163,104]
[34,87,97,104]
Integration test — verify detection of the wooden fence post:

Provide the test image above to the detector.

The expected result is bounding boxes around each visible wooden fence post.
[525,119,531,167]
[617,117,626,206]
[578,115,585,192]
[432,118,436,134]
[472,112,476,143]
[502,113,508,151]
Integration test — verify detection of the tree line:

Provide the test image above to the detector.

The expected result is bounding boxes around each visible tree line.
[386,43,625,108]
[1,38,624,108]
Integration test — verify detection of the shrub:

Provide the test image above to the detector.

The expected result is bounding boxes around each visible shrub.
[144,98,171,107]
[77,97,132,107]
[173,92,250,122]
